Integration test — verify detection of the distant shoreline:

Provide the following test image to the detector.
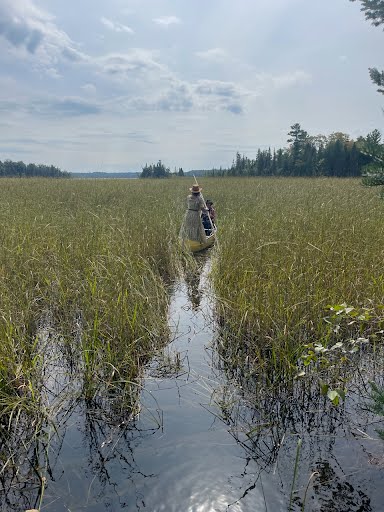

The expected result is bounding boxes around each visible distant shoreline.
[70,172,140,179]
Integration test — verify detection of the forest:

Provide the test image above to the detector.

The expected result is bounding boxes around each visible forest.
[139,125,383,180]
[0,160,70,178]
[210,124,381,178]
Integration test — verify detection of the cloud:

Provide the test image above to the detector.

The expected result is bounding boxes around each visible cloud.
[81,83,97,95]
[97,50,167,79]
[0,95,99,118]
[46,98,101,116]
[192,80,246,114]
[132,82,193,112]
[3,137,85,148]
[0,0,86,67]
[194,80,244,98]
[61,46,86,62]
[195,48,228,61]
[100,17,133,34]
[225,104,243,114]
[153,16,181,26]
[30,97,101,117]
[76,131,155,144]
[127,79,245,115]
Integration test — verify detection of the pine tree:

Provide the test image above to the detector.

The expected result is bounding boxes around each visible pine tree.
[287,123,309,175]
[350,0,384,93]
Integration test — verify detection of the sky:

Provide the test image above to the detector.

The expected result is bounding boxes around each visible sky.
[0,0,383,173]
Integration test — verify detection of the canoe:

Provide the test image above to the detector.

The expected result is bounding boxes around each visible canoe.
[183,230,216,253]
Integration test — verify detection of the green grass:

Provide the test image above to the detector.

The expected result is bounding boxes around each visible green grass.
[0,178,186,421]
[1,176,383,410]
[1,176,384,508]
[210,177,384,381]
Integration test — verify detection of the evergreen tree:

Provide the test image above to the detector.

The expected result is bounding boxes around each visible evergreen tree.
[359,129,384,182]
[140,160,170,179]
[287,123,309,175]
[350,0,384,94]
[0,159,68,177]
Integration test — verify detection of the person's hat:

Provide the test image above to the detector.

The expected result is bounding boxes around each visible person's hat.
[189,184,202,193]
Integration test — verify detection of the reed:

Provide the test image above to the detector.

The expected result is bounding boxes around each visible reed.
[210,177,384,380]
[0,178,185,427]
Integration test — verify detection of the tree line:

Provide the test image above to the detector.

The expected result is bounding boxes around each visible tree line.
[140,161,184,178]
[0,159,70,178]
[208,124,379,178]
[139,126,382,180]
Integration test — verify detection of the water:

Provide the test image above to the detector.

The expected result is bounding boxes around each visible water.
[1,254,384,511]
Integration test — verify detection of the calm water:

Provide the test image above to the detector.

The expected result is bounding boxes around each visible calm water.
[1,255,384,511]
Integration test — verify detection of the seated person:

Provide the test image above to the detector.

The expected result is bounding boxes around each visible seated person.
[202,211,212,235]
[206,199,216,227]
[201,199,216,235]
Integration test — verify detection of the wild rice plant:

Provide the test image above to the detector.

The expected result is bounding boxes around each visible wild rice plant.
[0,178,185,456]
[210,177,384,382]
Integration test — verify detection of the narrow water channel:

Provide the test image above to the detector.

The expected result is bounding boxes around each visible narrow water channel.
[2,254,384,511]
[36,253,282,511]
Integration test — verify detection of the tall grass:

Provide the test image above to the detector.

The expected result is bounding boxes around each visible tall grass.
[210,177,384,379]
[0,178,186,427]
[0,177,195,508]
[1,176,383,411]
[2,176,384,508]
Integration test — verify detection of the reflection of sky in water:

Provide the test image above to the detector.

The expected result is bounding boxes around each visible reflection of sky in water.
[3,253,384,511]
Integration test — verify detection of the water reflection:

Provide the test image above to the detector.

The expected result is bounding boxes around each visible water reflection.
[209,335,384,511]
[184,252,210,310]
[2,254,384,511]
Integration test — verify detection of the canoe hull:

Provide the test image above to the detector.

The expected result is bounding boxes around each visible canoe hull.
[183,232,216,253]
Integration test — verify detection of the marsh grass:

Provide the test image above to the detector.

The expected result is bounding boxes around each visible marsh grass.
[210,178,384,382]
[1,176,384,508]
[0,178,187,504]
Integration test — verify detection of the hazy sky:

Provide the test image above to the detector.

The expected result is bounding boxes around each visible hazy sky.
[0,0,382,172]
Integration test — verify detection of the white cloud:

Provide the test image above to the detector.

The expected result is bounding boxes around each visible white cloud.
[0,94,101,117]
[153,16,181,26]
[270,70,312,89]
[100,17,133,34]
[33,96,101,117]
[97,50,166,77]
[194,80,244,98]
[125,78,246,115]
[195,48,228,61]
[0,0,86,68]
[131,83,193,112]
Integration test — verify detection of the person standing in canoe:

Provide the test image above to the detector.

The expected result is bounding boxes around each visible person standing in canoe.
[179,183,207,243]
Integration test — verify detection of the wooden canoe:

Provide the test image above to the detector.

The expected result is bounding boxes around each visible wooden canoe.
[183,230,216,253]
